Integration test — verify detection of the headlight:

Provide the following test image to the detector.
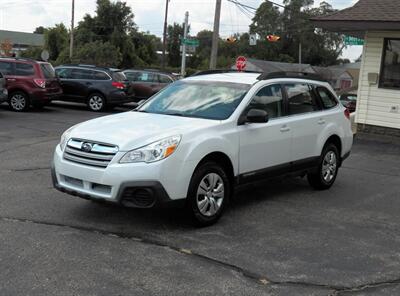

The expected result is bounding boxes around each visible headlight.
[59,126,75,151]
[119,135,181,164]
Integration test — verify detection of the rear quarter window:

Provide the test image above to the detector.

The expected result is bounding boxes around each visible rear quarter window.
[112,71,127,82]
[40,63,56,79]
[15,63,35,76]
[316,87,338,109]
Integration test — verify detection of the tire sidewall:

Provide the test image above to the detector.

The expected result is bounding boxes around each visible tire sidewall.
[87,93,106,112]
[187,162,230,226]
[9,91,30,112]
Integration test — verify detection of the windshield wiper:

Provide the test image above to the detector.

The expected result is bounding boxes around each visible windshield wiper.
[164,112,185,117]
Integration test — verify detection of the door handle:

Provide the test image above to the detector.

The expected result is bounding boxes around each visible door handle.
[6,78,16,82]
[318,118,326,125]
[280,125,290,132]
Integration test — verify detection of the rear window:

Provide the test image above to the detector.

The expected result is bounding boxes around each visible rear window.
[40,63,56,79]
[112,71,127,82]
[0,61,14,75]
[15,63,35,76]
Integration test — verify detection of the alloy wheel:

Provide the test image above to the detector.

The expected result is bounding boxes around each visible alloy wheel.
[10,94,26,111]
[322,151,337,183]
[196,173,225,217]
[89,95,104,111]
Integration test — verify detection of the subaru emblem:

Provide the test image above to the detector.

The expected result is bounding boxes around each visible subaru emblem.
[81,142,92,152]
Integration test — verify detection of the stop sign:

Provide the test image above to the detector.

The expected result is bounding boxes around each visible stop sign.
[236,56,246,72]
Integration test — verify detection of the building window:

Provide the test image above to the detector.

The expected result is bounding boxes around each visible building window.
[380,38,400,89]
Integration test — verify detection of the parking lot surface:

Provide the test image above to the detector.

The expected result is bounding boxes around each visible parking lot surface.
[1,102,400,295]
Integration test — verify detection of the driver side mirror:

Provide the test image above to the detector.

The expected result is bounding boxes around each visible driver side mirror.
[239,108,269,125]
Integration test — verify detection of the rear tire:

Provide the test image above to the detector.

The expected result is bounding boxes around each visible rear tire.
[87,93,106,112]
[9,91,30,112]
[307,143,339,190]
[186,162,230,226]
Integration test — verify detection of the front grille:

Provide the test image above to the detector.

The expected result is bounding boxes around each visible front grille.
[63,139,118,168]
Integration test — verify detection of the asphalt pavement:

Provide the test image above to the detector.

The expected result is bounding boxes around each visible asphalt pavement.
[1,101,400,296]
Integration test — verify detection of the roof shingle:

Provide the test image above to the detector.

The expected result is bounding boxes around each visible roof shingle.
[313,0,400,22]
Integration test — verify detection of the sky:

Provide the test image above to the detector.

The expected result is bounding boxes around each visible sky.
[0,0,362,61]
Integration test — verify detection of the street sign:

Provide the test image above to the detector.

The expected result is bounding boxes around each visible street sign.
[182,38,199,46]
[344,36,364,46]
[236,56,247,72]
[249,34,257,46]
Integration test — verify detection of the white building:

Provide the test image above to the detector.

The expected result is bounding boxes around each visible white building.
[313,0,400,136]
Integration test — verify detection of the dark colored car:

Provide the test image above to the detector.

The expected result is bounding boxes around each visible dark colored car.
[123,69,176,102]
[0,57,62,111]
[339,93,357,113]
[55,65,135,112]
[0,72,7,104]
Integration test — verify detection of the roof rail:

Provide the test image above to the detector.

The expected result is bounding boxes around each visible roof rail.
[257,71,326,82]
[191,69,262,76]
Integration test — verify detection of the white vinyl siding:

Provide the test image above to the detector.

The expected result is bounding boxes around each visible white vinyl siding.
[355,31,400,129]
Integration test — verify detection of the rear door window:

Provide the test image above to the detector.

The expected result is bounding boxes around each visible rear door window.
[315,87,338,109]
[137,72,156,82]
[40,63,56,79]
[15,63,35,76]
[55,68,72,79]
[71,68,93,80]
[285,83,319,115]
[0,61,14,75]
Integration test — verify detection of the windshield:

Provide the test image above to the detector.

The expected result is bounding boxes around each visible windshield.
[138,80,250,120]
[40,63,56,79]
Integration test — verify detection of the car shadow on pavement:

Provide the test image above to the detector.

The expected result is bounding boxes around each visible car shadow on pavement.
[66,176,312,231]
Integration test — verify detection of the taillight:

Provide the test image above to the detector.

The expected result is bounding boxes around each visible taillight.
[344,108,350,120]
[34,79,46,89]
[112,81,125,90]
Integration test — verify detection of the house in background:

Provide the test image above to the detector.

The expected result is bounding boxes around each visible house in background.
[312,0,400,136]
[0,30,44,56]
[231,58,356,92]
[312,66,354,90]
[231,58,315,74]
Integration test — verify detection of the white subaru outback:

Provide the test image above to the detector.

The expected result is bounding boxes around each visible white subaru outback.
[52,71,353,225]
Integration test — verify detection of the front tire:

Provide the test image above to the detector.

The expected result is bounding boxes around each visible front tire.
[186,162,230,226]
[87,93,106,112]
[9,91,30,112]
[307,143,339,190]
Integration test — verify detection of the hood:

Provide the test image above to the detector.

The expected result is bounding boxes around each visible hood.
[68,111,219,151]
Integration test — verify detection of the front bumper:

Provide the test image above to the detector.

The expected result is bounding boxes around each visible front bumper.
[52,146,185,208]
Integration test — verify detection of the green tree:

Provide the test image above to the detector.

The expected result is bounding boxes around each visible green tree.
[34,26,46,34]
[72,41,122,67]
[74,0,138,67]
[20,46,43,60]
[45,24,68,61]
[167,23,186,67]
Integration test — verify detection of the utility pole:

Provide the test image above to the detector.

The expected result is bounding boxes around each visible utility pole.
[181,11,189,77]
[69,0,75,59]
[209,0,222,69]
[298,42,302,69]
[162,0,170,69]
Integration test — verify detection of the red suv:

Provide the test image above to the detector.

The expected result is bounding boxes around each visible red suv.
[0,58,62,111]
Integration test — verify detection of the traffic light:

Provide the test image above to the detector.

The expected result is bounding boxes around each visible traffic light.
[266,35,281,42]
[226,37,237,43]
